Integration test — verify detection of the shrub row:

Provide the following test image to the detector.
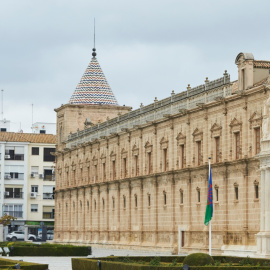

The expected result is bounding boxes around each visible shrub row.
[0,242,90,256]
[0,258,48,270]
[72,256,270,270]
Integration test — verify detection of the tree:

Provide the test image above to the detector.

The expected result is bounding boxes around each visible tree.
[0,214,16,226]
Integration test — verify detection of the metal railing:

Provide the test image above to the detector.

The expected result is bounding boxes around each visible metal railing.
[66,74,231,148]
[43,212,54,219]
[43,193,54,200]
[3,211,23,218]
[4,192,23,199]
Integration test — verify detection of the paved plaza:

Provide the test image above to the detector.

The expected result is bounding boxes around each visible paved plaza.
[10,247,176,270]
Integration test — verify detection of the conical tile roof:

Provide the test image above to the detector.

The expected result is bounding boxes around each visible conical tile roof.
[69,50,119,105]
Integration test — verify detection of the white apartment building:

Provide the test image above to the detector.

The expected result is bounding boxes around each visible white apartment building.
[32,122,56,135]
[0,132,56,235]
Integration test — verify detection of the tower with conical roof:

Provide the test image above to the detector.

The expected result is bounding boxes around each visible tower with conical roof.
[55,47,131,149]
[69,48,119,106]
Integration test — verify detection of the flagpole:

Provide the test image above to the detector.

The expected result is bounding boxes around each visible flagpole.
[208,157,211,256]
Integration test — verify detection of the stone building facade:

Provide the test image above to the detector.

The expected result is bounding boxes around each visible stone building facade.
[54,50,270,256]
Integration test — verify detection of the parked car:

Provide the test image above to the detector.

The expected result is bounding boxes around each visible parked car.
[37,230,54,240]
[6,231,37,241]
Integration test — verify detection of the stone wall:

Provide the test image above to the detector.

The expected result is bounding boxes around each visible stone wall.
[54,79,267,253]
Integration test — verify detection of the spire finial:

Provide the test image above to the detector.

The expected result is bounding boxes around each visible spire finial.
[92,18,97,58]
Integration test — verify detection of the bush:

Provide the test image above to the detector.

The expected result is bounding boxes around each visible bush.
[183,253,214,266]
[0,242,90,257]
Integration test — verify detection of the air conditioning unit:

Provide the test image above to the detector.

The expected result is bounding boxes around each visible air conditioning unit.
[30,192,37,198]
[39,174,44,179]
[4,175,11,180]
[4,155,10,159]
[30,173,35,178]
[4,191,9,196]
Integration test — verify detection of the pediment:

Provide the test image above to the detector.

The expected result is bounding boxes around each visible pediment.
[176,132,186,145]
[121,148,128,158]
[192,128,202,136]
[210,123,222,132]
[229,117,242,127]
[145,141,152,148]
[132,144,138,151]
[132,144,139,156]
[249,112,262,122]
[192,128,203,142]
[145,141,153,153]
[160,137,168,144]
[160,137,168,149]
[176,132,186,140]
[249,112,262,129]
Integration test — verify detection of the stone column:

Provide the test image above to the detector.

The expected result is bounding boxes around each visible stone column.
[24,225,28,241]
[0,224,4,242]
[256,139,270,257]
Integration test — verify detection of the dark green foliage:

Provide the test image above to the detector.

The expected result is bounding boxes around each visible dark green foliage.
[149,257,161,266]
[183,253,214,266]
[0,242,89,257]
[0,257,48,270]
[72,256,270,270]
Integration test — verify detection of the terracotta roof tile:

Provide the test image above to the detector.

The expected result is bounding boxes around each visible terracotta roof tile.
[0,132,56,144]
[253,60,270,69]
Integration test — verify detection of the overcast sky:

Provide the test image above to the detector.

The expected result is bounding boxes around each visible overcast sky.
[1,0,270,133]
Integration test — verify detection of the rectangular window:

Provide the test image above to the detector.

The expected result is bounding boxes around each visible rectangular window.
[197,141,201,165]
[255,128,260,155]
[43,148,55,162]
[31,204,38,212]
[1,128,6,132]
[135,155,138,176]
[215,137,220,163]
[112,161,116,180]
[43,185,54,199]
[32,147,39,155]
[148,152,151,174]
[215,188,219,202]
[31,185,38,193]
[235,186,239,200]
[5,188,23,199]
[123,158,127,178]
[44,169,53,181]
[235,133,240,159]
[94,165,97,182]
[197,189,200,203]
[43,206,54,219]
[148,194,151,207]
[3,204,23,218]
[163,149,167,171]
[5,146,24,160]
[103,163,106,180]
[180,190,183,204]
[180,145,184,169]
[255,185,259,199]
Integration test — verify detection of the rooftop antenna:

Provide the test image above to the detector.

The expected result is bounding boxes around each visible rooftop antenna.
[1,89,3,120]
[31,103,34,133]
[92,18,97,58]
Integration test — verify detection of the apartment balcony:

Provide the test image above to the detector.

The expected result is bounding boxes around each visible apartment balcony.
[43,193,54,200]
[3,211,23,218]
[43,175,55,181]
[43,212,54,219]
[4,192,23,199]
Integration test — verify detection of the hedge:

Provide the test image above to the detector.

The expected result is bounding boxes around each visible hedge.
[0,257,48,270]
[0,242,90,256]
[72,256,270,270]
